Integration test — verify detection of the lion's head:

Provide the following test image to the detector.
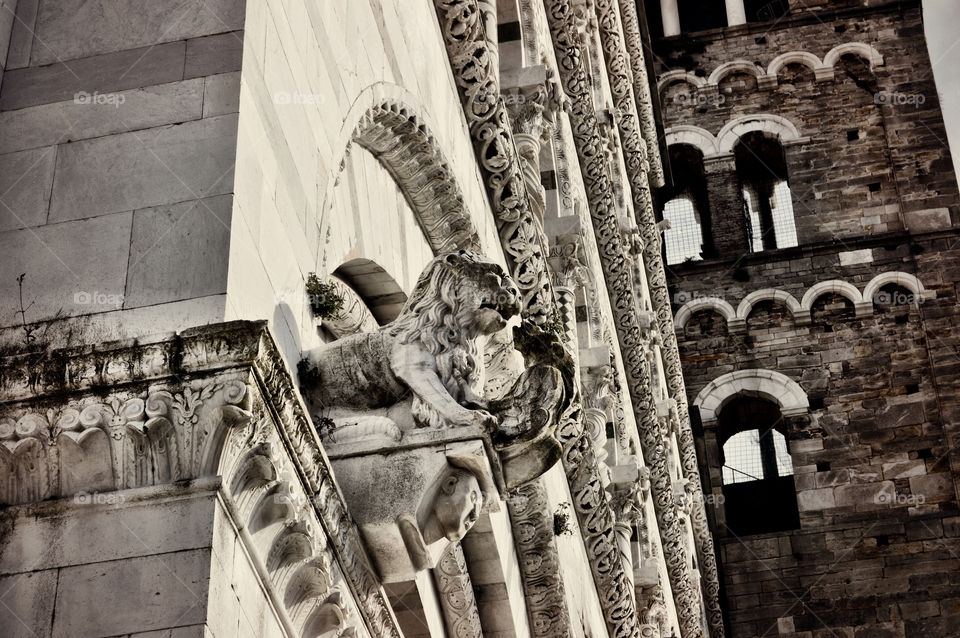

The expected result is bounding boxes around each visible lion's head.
[389,251,521,427]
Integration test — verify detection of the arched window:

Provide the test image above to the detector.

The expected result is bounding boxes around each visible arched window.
[735,132,798,252]
[663,195,702,264]
[718,396,800,535]
[661,144,713,265]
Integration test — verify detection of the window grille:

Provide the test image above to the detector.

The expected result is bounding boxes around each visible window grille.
[663,196,703,265]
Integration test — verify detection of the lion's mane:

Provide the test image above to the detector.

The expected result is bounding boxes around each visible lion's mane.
[387,255,484,428]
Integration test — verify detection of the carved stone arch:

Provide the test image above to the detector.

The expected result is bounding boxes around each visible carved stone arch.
[320,84,482,256]
[863,271,932,306]
[801,279,867,317]
[707,60,764,86]
[674,297,736,330]
[664,126,720,158]
[657,70,706,96]
[331,259,406,326]
[716,114,803,154]
[823,43,884,70]
[694,369,809,424]
[766,51,832,82]
[736,288,803,321]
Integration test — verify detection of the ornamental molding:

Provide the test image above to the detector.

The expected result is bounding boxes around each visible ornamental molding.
[433,0,556,325]
[507,481,571,637]
[433,542,484,638]
[591,0,726,632]
[0,321,404,638]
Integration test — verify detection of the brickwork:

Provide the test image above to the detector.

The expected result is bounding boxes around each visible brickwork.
[655,1,960,636]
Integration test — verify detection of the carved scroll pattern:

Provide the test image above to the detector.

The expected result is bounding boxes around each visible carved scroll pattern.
[434,542,484,638]
[542,1,702,636]
[433,0,554,325]
[615,0,664,188]
[592,0,724,634]
[507,482,571,637]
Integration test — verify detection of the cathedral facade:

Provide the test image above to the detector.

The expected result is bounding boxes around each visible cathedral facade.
[0,1,956,637]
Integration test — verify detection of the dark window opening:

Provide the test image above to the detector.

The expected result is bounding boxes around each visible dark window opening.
[744,0,789,23]
[661,144,714,264]
[719,396,800,536]
[734,132,797,252]
[678,0,727,33]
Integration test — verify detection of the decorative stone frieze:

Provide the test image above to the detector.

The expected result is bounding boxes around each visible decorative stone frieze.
[434,542,484,638]
[352,101,482,253]
[590,0,725,632]
[507,482,571,637]
[0,321,405,638]
[433,0,556,325]
[543,0,702,635]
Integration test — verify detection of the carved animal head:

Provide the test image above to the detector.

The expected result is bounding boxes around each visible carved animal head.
[390,251,522,427]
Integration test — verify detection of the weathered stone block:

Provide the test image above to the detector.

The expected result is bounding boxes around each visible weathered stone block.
[0,146,56,231]
[909,473,955,503]
[798,488,836,511]
[185,32,244,79]
[30,0,245,65]
[0,569,58,638]
[0,78,205,155]
[49,114,238,222]
[124,195,232,308]
[52,549,211,637]
[0,42,187,111]
[834,481,895,508]
[0,212,132,325]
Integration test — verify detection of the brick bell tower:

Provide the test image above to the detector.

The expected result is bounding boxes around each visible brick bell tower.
[645,0,960,635]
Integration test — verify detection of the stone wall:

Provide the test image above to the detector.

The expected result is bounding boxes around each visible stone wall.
[0,0,244,351]
[654,1,960,636]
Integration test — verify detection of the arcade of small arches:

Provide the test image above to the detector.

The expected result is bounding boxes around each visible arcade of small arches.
[656,43,884,96]
[672,271,933,333]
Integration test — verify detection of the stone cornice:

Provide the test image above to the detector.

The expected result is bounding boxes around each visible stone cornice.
[0,321,404,638]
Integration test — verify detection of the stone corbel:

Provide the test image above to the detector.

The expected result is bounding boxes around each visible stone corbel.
[302,252,573,579]
[330,440,496,583]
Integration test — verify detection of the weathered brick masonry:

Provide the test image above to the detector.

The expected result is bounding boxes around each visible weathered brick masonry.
[652,1,960,636]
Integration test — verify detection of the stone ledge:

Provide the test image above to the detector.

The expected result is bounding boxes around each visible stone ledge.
[0,320,403,638]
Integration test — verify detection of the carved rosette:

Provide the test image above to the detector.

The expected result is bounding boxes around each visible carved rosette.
[433,0,555,324]
[542,0,703,636]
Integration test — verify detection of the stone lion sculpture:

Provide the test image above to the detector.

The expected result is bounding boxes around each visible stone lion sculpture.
[303,250,524,437]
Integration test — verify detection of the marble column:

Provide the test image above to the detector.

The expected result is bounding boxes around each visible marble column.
[660,0,681,36]
[725,0,747,26]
